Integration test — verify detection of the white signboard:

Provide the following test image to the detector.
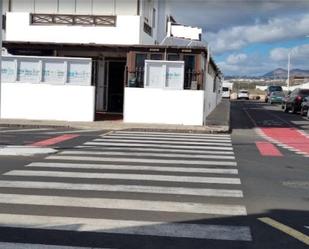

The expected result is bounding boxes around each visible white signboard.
[43,60,66,84]
[1,55,92,86]
[18,60,40,83]
[67,61,92,85]
[144,60,184,90]
[1,58,16,82]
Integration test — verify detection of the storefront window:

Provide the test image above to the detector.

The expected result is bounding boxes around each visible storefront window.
[150,54,163,60]
[167,54,180,61]
[132,53,147,87]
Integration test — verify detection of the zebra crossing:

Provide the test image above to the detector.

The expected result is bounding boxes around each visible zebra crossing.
[0,131,252,247]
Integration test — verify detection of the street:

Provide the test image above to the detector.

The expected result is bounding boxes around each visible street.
[0,100,308,249]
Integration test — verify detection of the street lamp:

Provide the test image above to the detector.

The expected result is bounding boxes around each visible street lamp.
[287,50,291,90]
[287,36,309,90]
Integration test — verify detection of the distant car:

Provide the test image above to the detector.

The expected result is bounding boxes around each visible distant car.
[268,91,285,104]
[265,85,283,103]
[237,90,249,100]
[222,87,231,99]
[282,88,309,113]
[300,96,309,116]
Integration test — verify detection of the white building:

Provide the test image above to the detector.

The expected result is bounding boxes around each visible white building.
[3,0,169,45]
[1,0,222,125]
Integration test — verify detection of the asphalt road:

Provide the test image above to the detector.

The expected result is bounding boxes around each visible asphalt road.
[231,100,309,249]
[0,101,307,249]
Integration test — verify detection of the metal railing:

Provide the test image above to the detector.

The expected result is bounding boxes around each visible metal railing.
[127,67,200,89]
[143,22,152,36]
[30,13,116,26]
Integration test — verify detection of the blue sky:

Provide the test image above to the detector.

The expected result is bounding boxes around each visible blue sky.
[170,0,309,76]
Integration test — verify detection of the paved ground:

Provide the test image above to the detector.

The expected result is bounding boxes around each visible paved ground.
[0,100,308,248]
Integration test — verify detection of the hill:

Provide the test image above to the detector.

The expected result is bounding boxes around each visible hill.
[263,68,309,79]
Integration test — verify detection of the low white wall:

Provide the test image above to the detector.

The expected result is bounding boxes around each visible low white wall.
[204,73,217,118]
[6,13,141,45]
[1,83,95,122]
[124,88,204,125]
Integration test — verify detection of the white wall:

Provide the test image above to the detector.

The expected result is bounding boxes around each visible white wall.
[5,12,141,45]
[203,73,218,118]
[8,0,138,15]
[124,87,204,125]
[1,83,95,121]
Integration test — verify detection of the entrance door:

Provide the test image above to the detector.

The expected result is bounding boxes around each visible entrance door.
[107,60,126,113]
[95,59,107,112]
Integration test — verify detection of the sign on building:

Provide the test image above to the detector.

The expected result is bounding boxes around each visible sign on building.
[1,55,92,86]
[144,60,184,90]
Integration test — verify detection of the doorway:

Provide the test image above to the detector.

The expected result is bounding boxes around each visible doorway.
[95,59,126,119]
[107,60,126,113]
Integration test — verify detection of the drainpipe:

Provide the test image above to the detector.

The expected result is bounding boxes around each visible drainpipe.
[137,0,140,15]
[8,0,12,12]
[0,1,2,119]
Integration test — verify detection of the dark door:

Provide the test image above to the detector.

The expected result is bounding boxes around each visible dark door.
[108,61,126,113]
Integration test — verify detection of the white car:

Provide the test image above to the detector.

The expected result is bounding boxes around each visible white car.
[237,90,249,100]
[222,87,231,98]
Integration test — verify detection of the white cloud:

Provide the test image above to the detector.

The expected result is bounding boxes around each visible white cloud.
[207,14,309,54]
[270,48,289,61]
[270,44,309,62]
[226,53,248,64]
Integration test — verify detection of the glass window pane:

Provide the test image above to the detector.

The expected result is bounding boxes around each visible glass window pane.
[183,55,195,89]
[167,54,179,61]
[150,54,163,60]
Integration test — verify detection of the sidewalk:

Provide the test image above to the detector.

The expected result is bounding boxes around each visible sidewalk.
[0,100,230,133]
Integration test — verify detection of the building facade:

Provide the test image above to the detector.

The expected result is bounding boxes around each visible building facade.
[3,0,169,45]
[1,0,222,125]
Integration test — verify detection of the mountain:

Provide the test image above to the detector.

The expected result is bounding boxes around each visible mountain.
[263,68,309,79]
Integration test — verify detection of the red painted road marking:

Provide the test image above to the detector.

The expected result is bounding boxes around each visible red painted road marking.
[260,128,309,155]
[31,134,79,147]
[256,141,283,157]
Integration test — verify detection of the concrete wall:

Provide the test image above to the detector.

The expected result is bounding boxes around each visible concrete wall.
[5,12,141,45]
[1,83,95,121]
[204,73,218,118]
[4,0,138,15]
[124,87,204,125]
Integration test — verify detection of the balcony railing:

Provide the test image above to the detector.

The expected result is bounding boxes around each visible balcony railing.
[30,14,116,26]
[143,22,152,37]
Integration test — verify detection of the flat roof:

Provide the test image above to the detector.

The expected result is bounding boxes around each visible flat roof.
[3,41,221,74]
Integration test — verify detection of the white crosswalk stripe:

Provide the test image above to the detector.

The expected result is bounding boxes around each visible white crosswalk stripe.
[0,193,247,215]
[84,142,234,150]
[0,131,251,244]
[27,162,239,174]
[93,138,233,146]
[0,213,251,241]
[5,170,241,184]
[102,135,232,142]
[0,180,244,197]
[46,155,238,166]
[75,146,235,155]
[59,150,236,160]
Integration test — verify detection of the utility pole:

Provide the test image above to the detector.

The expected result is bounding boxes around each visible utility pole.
[287,51,291,91]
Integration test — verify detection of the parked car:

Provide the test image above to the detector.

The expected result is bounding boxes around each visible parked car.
[282,88,309,113]
[237,90,249,100]
[222,87,231,99]
[268,91,285,104]
[265,85,283,103]
[300,96,309,116]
